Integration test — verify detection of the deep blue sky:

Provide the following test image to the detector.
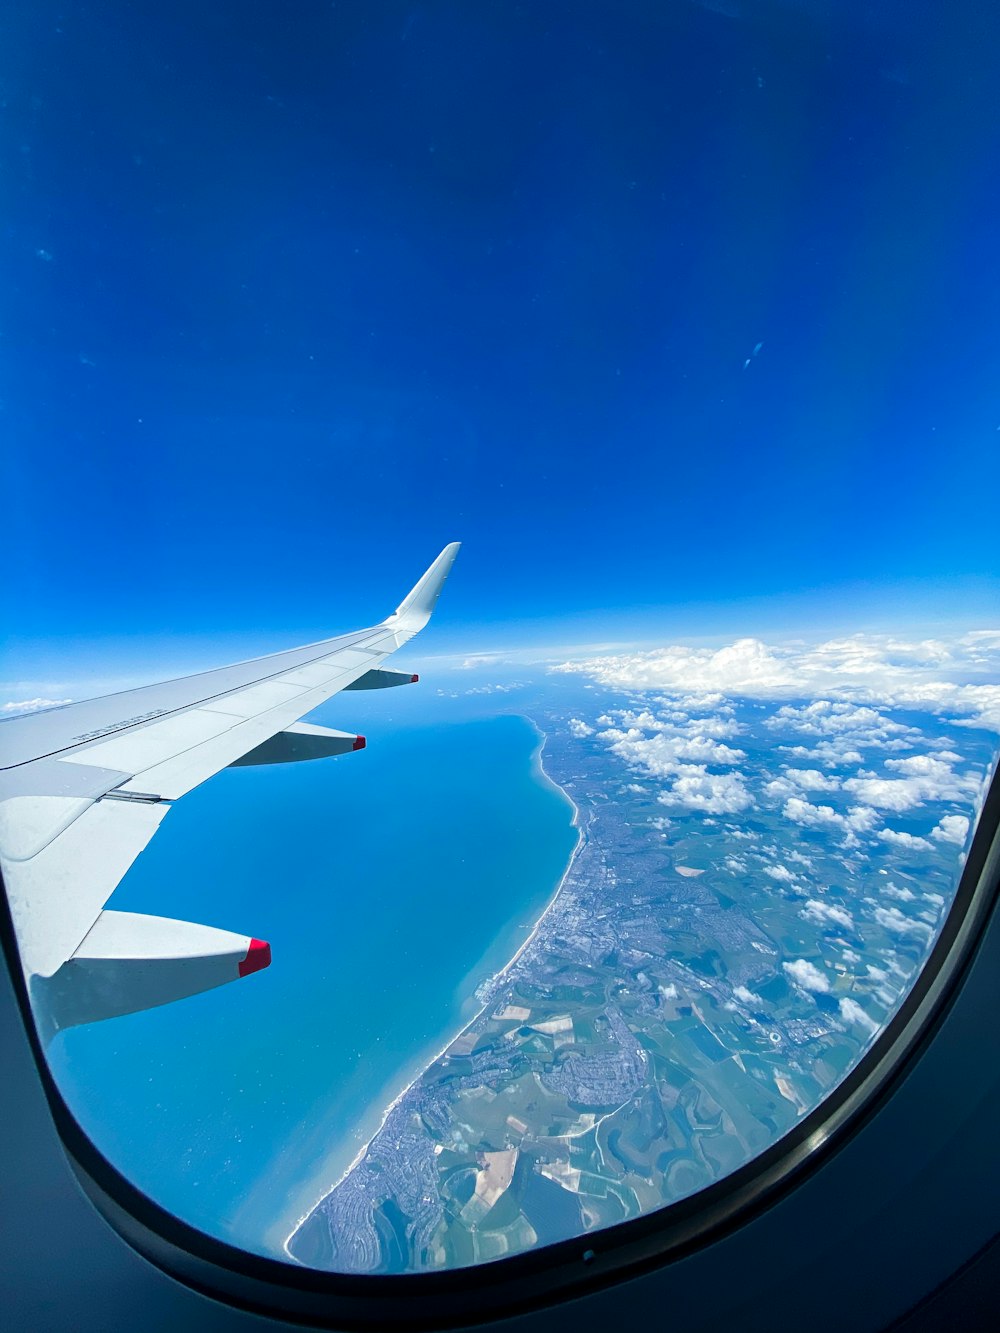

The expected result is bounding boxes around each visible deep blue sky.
[2,1,998,681]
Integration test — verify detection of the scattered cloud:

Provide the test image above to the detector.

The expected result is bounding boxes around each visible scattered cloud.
[873,905,933,939]
[839,997,879,1035]
[877,829,933,852]
[781,767,842,791]
[779,741,865,768]
[931,814,971,846]
[657,767,753,815]
[551,631,1000,730]
[883,883,916,902]
[593,710,754,816]
[801,898,854,930]
[783,958,830,993]
[567,718,594,737]
[764,864,796,883]
[600,727,746,774]
[458,655,502,670]
[764,766,842,801]
[781,797,878,843]
[843,754,980,812]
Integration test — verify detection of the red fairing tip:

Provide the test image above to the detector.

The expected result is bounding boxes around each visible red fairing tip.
[411,673,419,683]
[239,938,271,978]
[353,734,366,750]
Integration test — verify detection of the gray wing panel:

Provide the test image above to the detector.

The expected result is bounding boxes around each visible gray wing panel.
[0,626,385,771]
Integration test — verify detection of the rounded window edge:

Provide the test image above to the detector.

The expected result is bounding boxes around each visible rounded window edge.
[3,762,999,1331]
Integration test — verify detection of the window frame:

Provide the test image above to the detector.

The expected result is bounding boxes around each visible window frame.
[1,759,998,1331]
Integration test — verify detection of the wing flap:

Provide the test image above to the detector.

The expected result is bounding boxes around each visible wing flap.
[3,799,171,978]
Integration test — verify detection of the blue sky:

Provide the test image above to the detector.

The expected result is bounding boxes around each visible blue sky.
[3,1,998,690]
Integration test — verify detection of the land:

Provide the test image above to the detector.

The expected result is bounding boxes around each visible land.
[287,701,978,1273]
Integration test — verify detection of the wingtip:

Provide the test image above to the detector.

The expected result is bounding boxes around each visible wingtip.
[385,541,462,629]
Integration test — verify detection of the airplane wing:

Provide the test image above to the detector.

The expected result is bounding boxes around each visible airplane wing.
[0,543,460,1036]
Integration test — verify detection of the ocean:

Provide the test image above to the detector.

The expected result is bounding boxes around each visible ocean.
[45,703,577,1255]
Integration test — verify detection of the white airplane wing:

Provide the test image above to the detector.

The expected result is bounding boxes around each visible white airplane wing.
[0,543,460,1036]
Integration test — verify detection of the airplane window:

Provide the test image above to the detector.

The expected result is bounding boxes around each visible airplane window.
[2,0,998,1305]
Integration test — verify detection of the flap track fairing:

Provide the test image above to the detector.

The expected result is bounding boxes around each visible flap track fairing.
[34,909,270,1035]
[228,722,365,767]
[343,668,419,691]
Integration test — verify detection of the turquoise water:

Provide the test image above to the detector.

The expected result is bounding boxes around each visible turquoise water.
[46,711,576,1254]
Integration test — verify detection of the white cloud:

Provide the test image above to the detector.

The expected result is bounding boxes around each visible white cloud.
[657,767,753,814]
[779,741,865,767]
[458,655,502,670]
[783,958,830,993]
[839,997,879,1035]
[877,828,934,852]
[768,701,917,743]
[801,898,854,930]
[1,697,71,714]
[597,705,744,742]
[764,864,796,883]
[593,715,754,817]
[780,796,882,846]
[764,766,843,802]
[843,754,980,812]
[931,814,970,846]
[781,767,842,791]
[782,797,844,830]
[873,905,933,939]
[568,718,594,737]
[883,883,916,901]
[732,984,761,1006]
[551,632,1000,731]
[599,727,746,775]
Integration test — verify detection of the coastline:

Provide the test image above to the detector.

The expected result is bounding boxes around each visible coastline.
[282,718,583,1258]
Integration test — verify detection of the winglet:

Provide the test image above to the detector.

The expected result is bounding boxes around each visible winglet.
[383,542,461,632]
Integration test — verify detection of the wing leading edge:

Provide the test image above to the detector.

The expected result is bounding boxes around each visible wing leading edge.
[0,542,460,1036]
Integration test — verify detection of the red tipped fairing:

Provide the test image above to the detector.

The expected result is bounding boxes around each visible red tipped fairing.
[352,734,366,750]
[239,938,271,978]
[36,912,276,1034]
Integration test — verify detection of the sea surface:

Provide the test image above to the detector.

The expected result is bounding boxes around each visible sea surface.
[45,706,577,1254]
